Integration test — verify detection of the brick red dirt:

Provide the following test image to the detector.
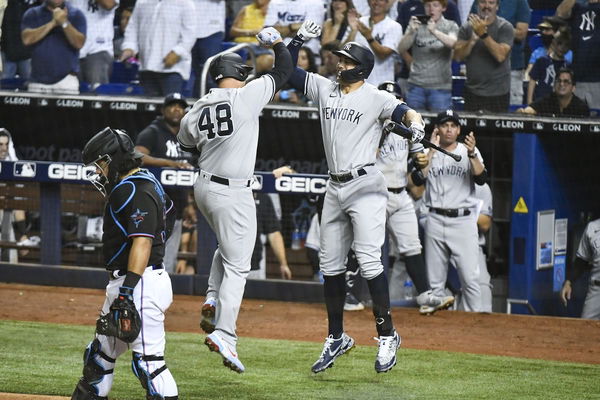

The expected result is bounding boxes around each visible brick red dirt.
[1,283,599,365]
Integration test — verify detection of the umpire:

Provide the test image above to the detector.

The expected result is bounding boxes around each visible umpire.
[72,127,179,400]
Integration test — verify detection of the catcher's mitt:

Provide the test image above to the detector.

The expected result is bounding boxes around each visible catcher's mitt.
[96,286,141,343]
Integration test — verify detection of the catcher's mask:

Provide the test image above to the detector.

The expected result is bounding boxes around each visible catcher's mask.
[209,52,253,82]
[333,42,375,84]
[82,127,143,196]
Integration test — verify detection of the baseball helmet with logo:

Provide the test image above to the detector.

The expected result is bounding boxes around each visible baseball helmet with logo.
[377,81,403,99]
[82,127,143,196]
[209,52,253,82]
[333,42,375,83]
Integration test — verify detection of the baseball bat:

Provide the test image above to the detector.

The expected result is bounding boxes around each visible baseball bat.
[383,121,462,162]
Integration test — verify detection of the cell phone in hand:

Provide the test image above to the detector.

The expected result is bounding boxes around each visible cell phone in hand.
[415,14,431,24]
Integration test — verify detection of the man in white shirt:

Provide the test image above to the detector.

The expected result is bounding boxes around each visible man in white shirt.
[348,0,403,86]
[71,0,118,88]
[191,0,225,97]
[264,0,325,58]
[120,0,197,96]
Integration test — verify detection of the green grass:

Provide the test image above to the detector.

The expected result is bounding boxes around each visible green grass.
[0,320,598,400]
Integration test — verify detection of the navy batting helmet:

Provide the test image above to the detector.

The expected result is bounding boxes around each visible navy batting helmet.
[209,52,253,82]
[333,42,375,83]
[82,127,143,196]
[377,81,403,99]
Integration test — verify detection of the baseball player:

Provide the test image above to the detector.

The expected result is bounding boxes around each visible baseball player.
[177,26,295,373]
[560,216,600,320]
[72,127,178,400]
[286,26,427,373]
[376,81,455,315]
[420,110,487,312]
[474,182,493,312]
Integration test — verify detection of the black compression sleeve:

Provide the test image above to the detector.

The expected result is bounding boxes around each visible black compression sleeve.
[473,169,488,185]
[267,42,293,92]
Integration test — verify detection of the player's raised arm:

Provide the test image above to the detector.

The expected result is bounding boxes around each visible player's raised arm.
[255,27,294,92]
[284,20,323,92]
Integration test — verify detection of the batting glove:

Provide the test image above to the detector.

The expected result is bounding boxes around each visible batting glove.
[297,20,322,41]
[409,123,425,144]
[256,27,282,46]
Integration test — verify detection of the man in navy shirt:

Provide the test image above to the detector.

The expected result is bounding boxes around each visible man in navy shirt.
[21,0,86,94]
[557,0,600,110]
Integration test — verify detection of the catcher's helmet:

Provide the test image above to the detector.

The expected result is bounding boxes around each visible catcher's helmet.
[377,81,403,99]
[82,127,143,196]
[333,42,374,83]
[209,52,253,82]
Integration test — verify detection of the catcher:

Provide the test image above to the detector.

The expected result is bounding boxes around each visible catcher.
[72,127,178,400]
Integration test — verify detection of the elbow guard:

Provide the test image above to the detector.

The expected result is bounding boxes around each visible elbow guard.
[411,169,426,187]
[473,169,487,185]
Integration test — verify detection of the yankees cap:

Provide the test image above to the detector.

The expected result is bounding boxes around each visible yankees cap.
[436,109,461,125]
[163,92,188,109]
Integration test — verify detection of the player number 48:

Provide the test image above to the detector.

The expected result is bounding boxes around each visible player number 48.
[197,103,234,139]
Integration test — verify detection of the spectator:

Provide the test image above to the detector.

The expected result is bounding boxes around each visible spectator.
[264,0,325,58]
[421,110,487,312]
[516,67,589,116]
[190,0,225,97]
[318,41,339,80]
[21,0,86,94]
[321,0,358,46]
[134,93,194,274]
[526,28,570,105]
[230,0,269,44]
[248,192,292,280]
[120,0,196,97]
[469,0,531,106]
[454,0,514,112]
[176,192,198,275]
[397,0,459,111]
[0,128,31,263]
[560,215,600,320]
[349,0,403,86]
[112,6,132,59]
[473,182,493,312]
[71,0,118,88]
[1,0,37,80]
[396,0,461,103]
[557,0,600,110]
[525,16,573,79]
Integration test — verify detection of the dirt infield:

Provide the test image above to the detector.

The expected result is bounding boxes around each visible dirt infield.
[1,283,599,365]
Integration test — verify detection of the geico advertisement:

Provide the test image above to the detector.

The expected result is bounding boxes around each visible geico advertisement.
[275,176,327,193]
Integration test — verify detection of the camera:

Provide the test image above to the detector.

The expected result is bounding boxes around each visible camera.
[415,14,431,24]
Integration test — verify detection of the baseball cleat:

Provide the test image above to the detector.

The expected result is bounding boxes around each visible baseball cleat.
[200,298,216,333]
[204,331,245,373]
[374,330,401,373]
[311,333,355,373]
[417,290,455,315]
[343,293,365,311]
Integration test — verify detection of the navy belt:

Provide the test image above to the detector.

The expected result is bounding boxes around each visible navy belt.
[430,207,471,218]
[210,174,251,187]
[108,264,164,279]
[388,187,405,194]
[329,164,374,183]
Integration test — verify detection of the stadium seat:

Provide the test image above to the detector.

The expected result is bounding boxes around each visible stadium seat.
[110,61,140,84]
[95,83,144,95]
[0,78,26,91]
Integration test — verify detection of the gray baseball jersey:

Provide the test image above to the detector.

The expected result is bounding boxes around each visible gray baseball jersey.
[576,218,600,320]
[178,75,276,179]
[424,142,484,209]
[304,73,401,173]
[376,131,423,188]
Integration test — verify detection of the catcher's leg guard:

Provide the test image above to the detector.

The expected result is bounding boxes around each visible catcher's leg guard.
[71,339,115,400]
[131,352,178,400]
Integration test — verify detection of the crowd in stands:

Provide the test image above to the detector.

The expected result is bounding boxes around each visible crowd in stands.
[0,0,598,115]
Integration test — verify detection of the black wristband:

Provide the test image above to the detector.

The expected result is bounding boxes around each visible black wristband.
[12,220,27,238]
[123,271,142,289]
[367,37,375,43]
[411,169,426,186]
[479,32,489,40]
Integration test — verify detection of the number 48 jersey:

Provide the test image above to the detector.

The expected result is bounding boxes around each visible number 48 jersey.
[178,75,276,180]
